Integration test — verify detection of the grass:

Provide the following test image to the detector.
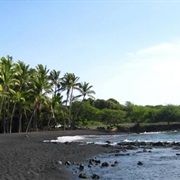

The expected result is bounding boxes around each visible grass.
[87,122,180,130]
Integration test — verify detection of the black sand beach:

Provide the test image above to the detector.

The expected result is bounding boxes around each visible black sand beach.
[0,130,112,180]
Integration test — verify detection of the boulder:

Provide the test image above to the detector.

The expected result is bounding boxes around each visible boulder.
[79,173,89,179]
[79,164,84,171]
[101,162,109,167]
[153,142,164,146]
[91,174,100,179]
[137,161,143,165]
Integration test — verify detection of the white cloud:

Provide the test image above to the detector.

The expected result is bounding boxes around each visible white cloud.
[137,42,175,55]
[88,40,180,105]
[126,41,180,105]
[106,40,180,105]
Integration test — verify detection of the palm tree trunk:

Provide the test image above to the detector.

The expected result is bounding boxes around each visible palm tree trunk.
[26,105,37,132]
[0,94,5,119]
[18,112,23,133]
[3,112,6,133]
[65,93,70,129]
[35,108,40,131]
[0,94,5,133]
[18,104,23,133]
[63,119,66,131]
[6,97,11,133]
[54,115,57,129]
[10,103,16,133]
[48,114,52,128]
[69,87,74,129]
[72,100,84,128]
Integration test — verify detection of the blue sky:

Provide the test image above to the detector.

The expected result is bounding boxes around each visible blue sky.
[1,1,180,105]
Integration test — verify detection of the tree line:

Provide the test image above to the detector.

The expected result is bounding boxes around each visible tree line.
[0,55,95,133]
[1,55,180,133]
[72,99,180,128]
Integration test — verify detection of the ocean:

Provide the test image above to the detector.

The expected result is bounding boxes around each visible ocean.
[53,131,180,180]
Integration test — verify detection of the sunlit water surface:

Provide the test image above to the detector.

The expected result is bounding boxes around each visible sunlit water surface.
[52,131,180,180]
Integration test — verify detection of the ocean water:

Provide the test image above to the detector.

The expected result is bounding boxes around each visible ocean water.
[46,131,180,145]
[54,131,180,180]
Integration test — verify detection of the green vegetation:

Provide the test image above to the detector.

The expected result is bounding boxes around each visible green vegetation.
[0,55,180,133]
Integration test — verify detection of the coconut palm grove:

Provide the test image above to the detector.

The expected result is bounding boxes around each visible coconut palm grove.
[0,55,180,133]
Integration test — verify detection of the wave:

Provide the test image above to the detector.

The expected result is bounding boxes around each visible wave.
[43,132,180,144]
[44,135,86,143]
[123,139,179,143]
[139,130,180,135]
[139,131,163,135]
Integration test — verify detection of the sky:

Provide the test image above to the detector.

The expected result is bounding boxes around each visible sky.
[1,0,180,106]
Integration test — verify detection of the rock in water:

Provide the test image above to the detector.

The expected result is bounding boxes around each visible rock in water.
[101,162,109,167]
[79,164,84,171]
[137,161,143,165]
[79,173,89,179]
[91,174,100,179]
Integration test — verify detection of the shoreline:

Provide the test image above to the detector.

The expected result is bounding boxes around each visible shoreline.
[1,129,179,179]
[0,130,114,180]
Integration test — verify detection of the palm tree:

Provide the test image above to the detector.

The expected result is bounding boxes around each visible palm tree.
[0,55,97,133]
[78,82,95,101]
[10,91,27,132]
[14,61,31,90]
[61,73,80,128]
[26,64,52,132]
[49,69,61,96]
[0,56,18,133]
[47,94,63,128]
[9,61,32,133]
[72,82,95,127]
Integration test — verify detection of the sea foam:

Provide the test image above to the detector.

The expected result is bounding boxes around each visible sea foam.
[43,135,85,143]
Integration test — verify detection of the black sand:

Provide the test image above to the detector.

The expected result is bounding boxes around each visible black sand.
[0,130,112,180]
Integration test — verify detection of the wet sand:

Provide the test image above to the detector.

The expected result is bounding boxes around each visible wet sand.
[0,130,112,180]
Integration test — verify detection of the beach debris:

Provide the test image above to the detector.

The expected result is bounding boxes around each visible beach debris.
[101,162,109,167]
[79,173,89,179]
[91,174,100,179]
[58,160,63,165]
[55,123,62,128]
[65,161,71,165]
[25,135,29,138]
[72,162,78,165]
[137,161,143,165]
